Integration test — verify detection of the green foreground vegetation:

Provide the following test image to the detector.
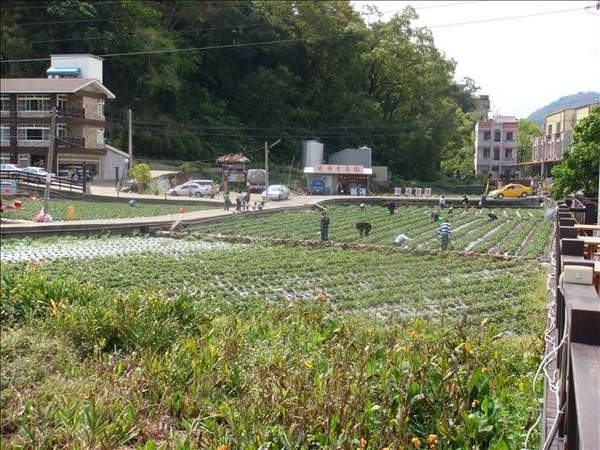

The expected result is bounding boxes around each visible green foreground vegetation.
[1,205,552,449]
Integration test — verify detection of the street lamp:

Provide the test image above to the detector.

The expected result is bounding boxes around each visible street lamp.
[264,139,281,201]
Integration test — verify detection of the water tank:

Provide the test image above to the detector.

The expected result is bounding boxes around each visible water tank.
[247,169,266,184]
[302,140,324,168]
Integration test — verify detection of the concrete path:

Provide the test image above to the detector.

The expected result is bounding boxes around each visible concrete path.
[0,177,345,237]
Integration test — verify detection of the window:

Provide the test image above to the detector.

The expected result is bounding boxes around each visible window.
[57,124,67,140]
[505,131,514,141]
[57,95,67,112]
[494,131,501,142]
[17,124,50,141]
[547,124,553,135]
[504,148,513,159]
[1,95,10,112]
[1,126,9,142]
[483,131,491,140]
[97,99,105,117]
[97,128,104,145]
[493,147,500,160]
[17,95,51,112]
[556,122,561,134]
[483,148,490,158]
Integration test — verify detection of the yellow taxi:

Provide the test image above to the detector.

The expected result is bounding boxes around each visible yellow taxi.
[488,183,533,199]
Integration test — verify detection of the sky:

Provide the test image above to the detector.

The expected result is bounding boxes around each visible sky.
[351,1,600,119]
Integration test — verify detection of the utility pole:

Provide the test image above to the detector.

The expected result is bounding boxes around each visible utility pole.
[264,141,269,198]
[43,107,58,216]
[128,109,133,166]
[264,139,281,201]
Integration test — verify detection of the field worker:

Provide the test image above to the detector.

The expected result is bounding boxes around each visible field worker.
[437,217,451,251]
[320,211,330,241]
[387,201,396,215]
[461,195,470,212]
[439,195,446,210]
[394,233,411,247]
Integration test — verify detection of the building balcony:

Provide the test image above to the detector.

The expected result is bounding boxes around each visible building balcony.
[57,136,85,149]
[58,107,84,119]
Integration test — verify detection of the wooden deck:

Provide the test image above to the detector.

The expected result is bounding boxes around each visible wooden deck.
[542,199,600,450]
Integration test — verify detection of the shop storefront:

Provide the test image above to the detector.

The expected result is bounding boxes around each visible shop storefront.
[304,164,372,195]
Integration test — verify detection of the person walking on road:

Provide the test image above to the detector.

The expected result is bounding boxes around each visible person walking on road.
[437,217,451,251]
[223,192,231,211]
[320,211,330,241]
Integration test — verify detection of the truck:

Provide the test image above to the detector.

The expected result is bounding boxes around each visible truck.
[246,169,266,193]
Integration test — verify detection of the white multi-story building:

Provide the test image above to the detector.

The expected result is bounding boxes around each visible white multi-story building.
[474,116,518,180]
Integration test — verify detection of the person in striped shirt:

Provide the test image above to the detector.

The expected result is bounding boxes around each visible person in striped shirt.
[437,217,451,250]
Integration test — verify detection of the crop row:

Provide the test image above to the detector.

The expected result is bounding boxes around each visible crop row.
[190,204,552,258]
[2,239,548,335]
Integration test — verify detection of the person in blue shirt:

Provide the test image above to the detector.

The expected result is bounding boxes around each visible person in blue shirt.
[437,217,451,250]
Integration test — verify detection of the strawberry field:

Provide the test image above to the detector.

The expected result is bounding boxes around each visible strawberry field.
[0,204,553,449]
[188,204,554,258]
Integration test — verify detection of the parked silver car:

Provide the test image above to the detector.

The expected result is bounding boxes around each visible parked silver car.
[261,184,290,200]
[167,182,215,198]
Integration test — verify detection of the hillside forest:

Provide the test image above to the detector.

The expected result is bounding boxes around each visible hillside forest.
[3,1,498,180]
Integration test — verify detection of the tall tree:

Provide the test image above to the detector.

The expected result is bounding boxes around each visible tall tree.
[360,7,466,179]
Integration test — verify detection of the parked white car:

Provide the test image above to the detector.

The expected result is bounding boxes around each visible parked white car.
[0,164,23,179]
[261,184,290,201]
[21,167,55,182]
[168,182,215,198]
[181,179,219,194]
[22,166,53,176]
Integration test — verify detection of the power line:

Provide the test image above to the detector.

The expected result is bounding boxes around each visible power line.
[426,6,590,29]
[2,3,594,64]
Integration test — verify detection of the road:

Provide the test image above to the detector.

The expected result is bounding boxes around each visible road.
[0,176,343,237]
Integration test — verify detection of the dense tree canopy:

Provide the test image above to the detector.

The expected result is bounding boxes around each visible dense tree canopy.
[1,0,481,180]
[550,105,600,200]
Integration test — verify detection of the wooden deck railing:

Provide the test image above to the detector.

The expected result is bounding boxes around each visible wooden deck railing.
[541,198,599,449]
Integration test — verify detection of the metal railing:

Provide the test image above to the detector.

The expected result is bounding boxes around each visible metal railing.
[0,170,86,193]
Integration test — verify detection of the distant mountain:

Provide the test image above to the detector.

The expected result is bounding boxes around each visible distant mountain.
[527,91,600,125]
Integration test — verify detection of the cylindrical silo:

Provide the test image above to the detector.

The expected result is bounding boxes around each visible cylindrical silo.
[302,140,324,168]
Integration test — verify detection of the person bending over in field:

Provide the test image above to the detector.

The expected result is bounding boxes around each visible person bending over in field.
[394,233,411,247]
[356,221,372,237]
